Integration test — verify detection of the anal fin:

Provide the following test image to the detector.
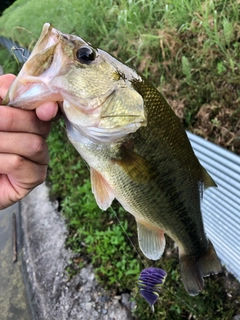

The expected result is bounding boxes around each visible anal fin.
[137,221,165,260]
[90,168,115,210]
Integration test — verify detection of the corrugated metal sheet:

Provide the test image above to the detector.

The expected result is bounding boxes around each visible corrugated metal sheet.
[1,36,239,280]
[187,132,240,280]
[0,36,30,63]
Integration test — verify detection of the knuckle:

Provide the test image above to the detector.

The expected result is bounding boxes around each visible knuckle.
[0,107,14,130]
[11,154,26,170]
[31,135,47,156]
[11,155,48,186]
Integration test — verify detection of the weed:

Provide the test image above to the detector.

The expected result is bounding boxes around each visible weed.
[84,222,140,287]
[0,46,20,74]
[1,0,239,318]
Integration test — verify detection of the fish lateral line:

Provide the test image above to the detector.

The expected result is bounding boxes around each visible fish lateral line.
[4,23,222,306]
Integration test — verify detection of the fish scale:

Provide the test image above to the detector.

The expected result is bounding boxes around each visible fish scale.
[3,23,222,296]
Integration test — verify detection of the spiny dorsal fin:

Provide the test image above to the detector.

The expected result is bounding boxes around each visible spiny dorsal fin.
[90,168,115,210]
[201,166,217,189]
[137,221,166,260]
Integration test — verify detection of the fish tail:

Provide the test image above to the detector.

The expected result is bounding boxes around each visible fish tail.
[179,254,203,296]
[179,240,222,296]
[198,239,222,277]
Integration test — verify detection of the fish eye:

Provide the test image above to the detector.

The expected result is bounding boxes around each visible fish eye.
[76,46,96,64]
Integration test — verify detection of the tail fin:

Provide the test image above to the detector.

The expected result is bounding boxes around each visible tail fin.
[179,240,222,296]
[199,240,222,277]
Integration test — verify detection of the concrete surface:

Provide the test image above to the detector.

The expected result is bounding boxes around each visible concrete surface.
[20,183,132,320]
[0,203,31,320]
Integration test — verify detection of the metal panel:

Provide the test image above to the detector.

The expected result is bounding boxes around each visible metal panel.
[1,35,239,280]
[187,132,240,280]
[0,37,30,63]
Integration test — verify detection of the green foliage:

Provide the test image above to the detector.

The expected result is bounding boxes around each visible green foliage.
[133,256,238,320]
[47,120,240,319]
[84,221,140,287]
[181,56,192,83]
[0,1,239,127]
[2,0,239,318]
[0,46,20,74]
[0,0,15,15]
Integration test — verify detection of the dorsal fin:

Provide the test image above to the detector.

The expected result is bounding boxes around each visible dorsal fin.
[201,166,217,189]
[137,221,166,260]
[90,168,115,210]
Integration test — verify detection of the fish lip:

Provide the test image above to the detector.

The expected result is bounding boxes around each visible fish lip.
[29,23,61,58]
[6,77,62,109]
[5,23,64,108]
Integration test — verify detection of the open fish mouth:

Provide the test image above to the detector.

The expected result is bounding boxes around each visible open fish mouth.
[3,22,222,296]
[5,80,62,109]
[3,23,66,108]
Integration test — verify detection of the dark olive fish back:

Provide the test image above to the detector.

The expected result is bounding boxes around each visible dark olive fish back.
[114,78,221,295]
[4,22,221,295]
[121,79,208,254]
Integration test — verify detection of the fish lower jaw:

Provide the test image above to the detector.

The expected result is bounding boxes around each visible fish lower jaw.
[8,79,62,109]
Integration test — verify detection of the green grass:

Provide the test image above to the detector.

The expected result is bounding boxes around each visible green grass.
[1,0,240,318]
[1,0,239,149]
[47,121,240,319]
[0,46,20,74]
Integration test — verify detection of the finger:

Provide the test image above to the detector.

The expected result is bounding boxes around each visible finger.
[0,74,59,122]
[0,106,51,137]
[35,101,59,121]
[0,154,47,209]
[0,153,47,186]
[0,132,49,164]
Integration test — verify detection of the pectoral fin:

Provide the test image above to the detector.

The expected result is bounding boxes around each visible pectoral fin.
[90,168,115,210]
[114,148,154,184]
[137,221,166,260]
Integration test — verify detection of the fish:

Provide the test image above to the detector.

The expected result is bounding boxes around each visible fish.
[3,23,222,295]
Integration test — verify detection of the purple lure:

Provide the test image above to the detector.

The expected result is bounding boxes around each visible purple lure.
[138,267,167,312]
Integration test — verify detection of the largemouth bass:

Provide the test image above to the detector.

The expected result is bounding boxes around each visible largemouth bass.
[4,23,222,295]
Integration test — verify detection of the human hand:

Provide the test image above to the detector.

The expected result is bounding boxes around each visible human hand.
[0,74,58,209]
